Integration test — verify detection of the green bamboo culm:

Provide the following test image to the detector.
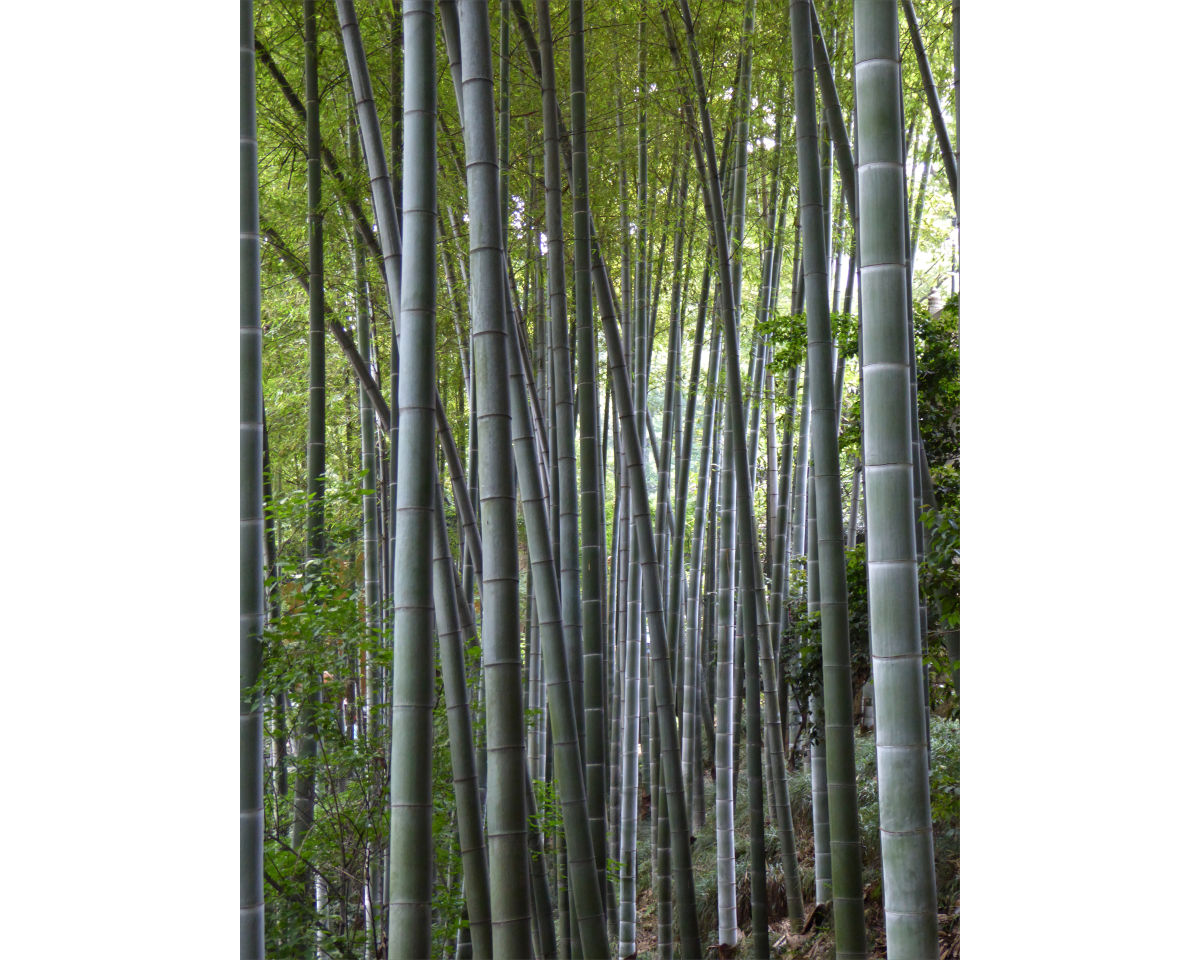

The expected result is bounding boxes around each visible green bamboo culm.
[239,1,265,955]
[386,2,439,955]
[336,1,438,955]
[617,480,642,957]
[387,2,402,675]
[809,2,856,221]
[456,1,536,954]
[790,2,870,957]
[349,97,381,748]
[568,0,610,913]
[677,263,713,834]
[715,408,739,953]
[806,463,832,903]
[292,0,324,876]
[533,0,583,769]
[853,1,940,956]
[349,93,386,946]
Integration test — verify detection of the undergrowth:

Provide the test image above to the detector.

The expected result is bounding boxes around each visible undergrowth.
[629,717,960,956]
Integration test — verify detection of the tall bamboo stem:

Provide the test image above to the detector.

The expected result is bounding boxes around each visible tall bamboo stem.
[457,1,536,954]
[791,2,869,955]
[240,2,265,954]
[854,0,940,954]
[292,4,324,894]
[568,0,609,914]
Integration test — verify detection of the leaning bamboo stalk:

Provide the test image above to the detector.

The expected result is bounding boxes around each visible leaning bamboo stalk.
[625,155,649,960]
[254,40,383,264]
[348,103,381,749]
[438,0,465,116]
[627,28,650,909]
[259,223,392,425]
[335,0,403,371]
[746,153,787,498]
[809,2,856,220]
[609,430,628,896]
[728,0,756,306]
[270,208,478,592]
[901,0,958,214]
[387,15,403,636]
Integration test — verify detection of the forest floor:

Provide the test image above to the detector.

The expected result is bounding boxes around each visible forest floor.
[627,725,961,959]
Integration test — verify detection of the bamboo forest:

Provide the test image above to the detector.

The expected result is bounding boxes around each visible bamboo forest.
[240,0,960,957]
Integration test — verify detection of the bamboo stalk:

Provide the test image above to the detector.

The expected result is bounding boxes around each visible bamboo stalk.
[292,0,325,875]
[351,0,441,953]
[456,2,534,953]
[854,0,940,954]
[799,465,828,909]
[714,387,738,952]
[791,3,869,954]
[240,2,265,954]
[568,0,609,916]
